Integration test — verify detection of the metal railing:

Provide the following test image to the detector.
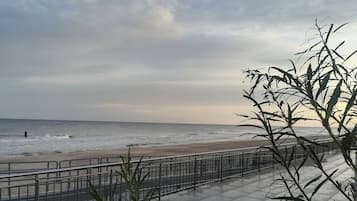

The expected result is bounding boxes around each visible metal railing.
[0,157,126,175]
[0,139,338,201]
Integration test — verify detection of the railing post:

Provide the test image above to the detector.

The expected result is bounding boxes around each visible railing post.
[119,175,123,201]
[7,162,10,199]
[220,154,223,182]
[35,175,39,201]
[99,167,102,189]
[158,163,162,201]
[86,168,90,189]
[241,152,244,176]
[257,149,261,172]
[46,161,50,178]
[354,150,357,201]
[193,157,197,189]
[200,160,203,179]
[55,161,59,179]
[76,170,80,201]
[109,170,113,201]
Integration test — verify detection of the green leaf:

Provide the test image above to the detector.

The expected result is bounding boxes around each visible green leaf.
[326,80,342,119]
[89,182,104,201]
[334,40,345,51]
[310,169,338,198]
[295,154,308,181]
[295,49,308,55]
[308,41,322,51]
[334,23,348,33]
[332,49,345,60]
[271,196,305,201]
[345,49,357,61]
[338,89,357,132]
[238,124,264,129]
[341,131,356,152]
[287,146,296,167]
[307,145,322,167]
[307,64,313,81]
[289,59,297,74]
[325,24,334,43]
[315,72,330,99]
[304,175,322,189]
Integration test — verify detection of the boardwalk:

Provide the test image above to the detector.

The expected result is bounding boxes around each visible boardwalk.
[163,154,352,201]
[0,140,338,201]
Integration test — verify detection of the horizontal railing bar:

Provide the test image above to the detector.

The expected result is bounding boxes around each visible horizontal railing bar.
[0,161,58,164]
[0,140,336,201]
[0,152,278,185]
[0,139,332,180]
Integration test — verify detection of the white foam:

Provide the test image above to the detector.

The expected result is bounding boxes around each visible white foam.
[0,119,328,157]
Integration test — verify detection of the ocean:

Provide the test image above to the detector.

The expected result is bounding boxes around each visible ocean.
[0,119,327,157]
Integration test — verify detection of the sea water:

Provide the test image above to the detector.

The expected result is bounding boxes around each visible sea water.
[0,119,327,157]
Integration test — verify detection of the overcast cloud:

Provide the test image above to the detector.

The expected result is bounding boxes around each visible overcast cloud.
[1,0,357,124]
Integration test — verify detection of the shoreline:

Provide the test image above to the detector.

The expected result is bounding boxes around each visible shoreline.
[0,135,329,163]
[0,138,292,163]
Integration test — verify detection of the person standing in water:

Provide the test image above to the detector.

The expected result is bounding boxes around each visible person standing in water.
[24,131,27,138]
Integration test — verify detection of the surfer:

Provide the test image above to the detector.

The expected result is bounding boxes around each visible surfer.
[24,131,28,138]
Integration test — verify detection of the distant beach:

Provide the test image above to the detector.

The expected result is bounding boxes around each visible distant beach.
[0,119,329,160]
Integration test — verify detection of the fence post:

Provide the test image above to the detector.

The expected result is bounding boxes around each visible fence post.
[220,154,223,182]
[35,175,39,201]
[193,157,197,189]
[109,170,113,201]
[75,170,79,201]
[119,175,122,201]
[8,162,11,175]
[258,149,261,172]
[158,163,162,201]
[86,168,90,189]
[7,162,10,199]
[67,160,71,193]
[55,161,59,179]
[241,152,244,176]
[354,150,357,200]
[99,167,102,190]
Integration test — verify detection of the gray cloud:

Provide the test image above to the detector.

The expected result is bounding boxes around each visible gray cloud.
[0,0,356,124]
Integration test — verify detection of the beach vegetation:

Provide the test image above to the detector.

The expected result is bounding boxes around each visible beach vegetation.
[90,149,156,201]
[241,20,357,200]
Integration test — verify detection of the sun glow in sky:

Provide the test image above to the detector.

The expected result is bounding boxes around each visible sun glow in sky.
[1,0,357,124]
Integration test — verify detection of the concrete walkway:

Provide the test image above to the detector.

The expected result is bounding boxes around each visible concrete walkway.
[163,154,353,201]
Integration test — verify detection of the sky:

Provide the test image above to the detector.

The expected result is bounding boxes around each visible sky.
[1,0,357,125]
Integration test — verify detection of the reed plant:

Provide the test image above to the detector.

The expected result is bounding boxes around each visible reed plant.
[241,20,357,200]
[90,149,156,201]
